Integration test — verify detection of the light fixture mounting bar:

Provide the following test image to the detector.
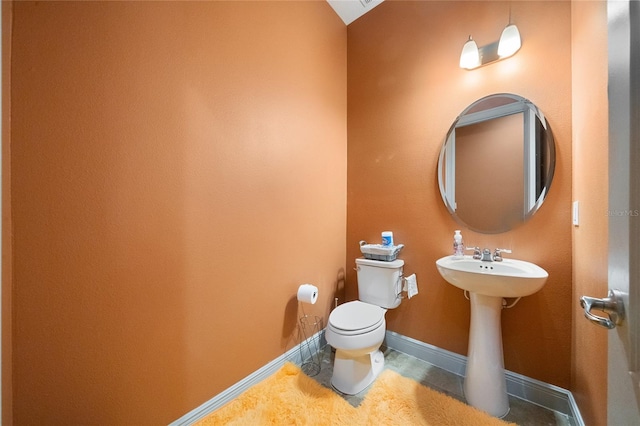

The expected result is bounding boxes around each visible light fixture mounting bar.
[477,41,500,68]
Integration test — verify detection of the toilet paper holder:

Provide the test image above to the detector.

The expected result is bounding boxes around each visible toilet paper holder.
[298,314,322,376]
[296,284,322,376]
[397,273,418,299]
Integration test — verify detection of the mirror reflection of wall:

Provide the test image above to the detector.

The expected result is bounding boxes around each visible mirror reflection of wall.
[456,113,524,232]
[438,94,556,234]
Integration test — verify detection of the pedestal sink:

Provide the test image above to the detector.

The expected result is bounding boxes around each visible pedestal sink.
[435,255,549,417]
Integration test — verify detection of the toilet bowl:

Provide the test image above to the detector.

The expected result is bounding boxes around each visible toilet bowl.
[325,300,387,394]
[325,257,404,395]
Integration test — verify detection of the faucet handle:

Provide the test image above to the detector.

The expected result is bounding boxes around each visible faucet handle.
[465,246,481,260]
[493,248,512,262]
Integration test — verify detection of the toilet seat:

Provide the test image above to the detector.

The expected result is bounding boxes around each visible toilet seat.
[329,301,385,336]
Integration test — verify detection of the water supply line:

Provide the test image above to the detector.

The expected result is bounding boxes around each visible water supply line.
[463,290,521,309]
[502,297,521,309]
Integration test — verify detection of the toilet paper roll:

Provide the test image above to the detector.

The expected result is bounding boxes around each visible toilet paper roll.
[297,284,318,304]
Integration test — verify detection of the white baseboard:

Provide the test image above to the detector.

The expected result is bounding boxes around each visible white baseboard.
[169,330,325,426]
[384,330,585,426]
[170,329,584,426]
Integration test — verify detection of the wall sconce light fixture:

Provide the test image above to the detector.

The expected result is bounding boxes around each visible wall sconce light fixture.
[459,36,480,69]
[459,23,522,70]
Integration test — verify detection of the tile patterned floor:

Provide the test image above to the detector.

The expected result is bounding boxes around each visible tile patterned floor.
[305,345,574,426]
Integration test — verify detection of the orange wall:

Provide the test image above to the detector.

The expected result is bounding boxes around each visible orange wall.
[571,1,608,424]
[2,1,13,424]
[347,0,573,388]
[10,2,346,424]
[5,0,613,423]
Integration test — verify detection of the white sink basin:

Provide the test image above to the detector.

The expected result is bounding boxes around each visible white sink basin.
[436,254,549,417]
[436,255,549,298]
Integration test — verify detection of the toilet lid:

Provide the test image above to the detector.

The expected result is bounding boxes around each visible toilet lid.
[329,301,385,331]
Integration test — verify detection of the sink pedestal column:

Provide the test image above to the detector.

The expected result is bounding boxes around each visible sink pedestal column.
[464,292,509,418]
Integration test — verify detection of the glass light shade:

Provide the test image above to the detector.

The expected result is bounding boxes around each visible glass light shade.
[459,37,480,69]
[497,24,521,58]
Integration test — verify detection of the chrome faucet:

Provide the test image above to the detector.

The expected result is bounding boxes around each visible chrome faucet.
[492,248,512,262]
[480,248,493,262]
[464,246,510,261]
[466,246,482,260]
[474,247,512,262]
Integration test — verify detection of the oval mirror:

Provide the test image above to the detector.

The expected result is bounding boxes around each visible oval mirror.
[437,93,556,234]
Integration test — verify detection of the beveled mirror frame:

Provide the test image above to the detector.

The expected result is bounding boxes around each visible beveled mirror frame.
[437,93,556,234]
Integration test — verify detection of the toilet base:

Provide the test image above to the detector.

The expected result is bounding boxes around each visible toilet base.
[331,349,385,395]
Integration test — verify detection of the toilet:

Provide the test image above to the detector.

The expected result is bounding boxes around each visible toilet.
[325,257,404,395]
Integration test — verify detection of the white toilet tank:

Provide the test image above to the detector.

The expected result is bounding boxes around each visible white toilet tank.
[356,258,404,309]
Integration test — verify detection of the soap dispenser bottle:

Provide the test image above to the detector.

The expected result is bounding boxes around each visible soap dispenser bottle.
[453,230,464,258]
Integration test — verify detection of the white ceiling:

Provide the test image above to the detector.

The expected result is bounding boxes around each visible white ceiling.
[326,0,384,25]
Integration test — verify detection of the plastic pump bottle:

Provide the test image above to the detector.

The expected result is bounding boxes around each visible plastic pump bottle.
[453,230,464,258]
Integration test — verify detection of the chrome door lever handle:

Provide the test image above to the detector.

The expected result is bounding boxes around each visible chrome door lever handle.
[580,289,625,329]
